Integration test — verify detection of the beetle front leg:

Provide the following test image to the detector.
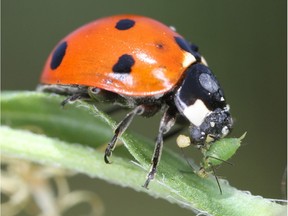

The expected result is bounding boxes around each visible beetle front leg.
[143,106,177,189]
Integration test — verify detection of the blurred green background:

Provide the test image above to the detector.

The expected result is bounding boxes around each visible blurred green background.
[2,0,286,215]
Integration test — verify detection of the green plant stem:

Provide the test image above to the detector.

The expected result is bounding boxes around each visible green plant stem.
[1,91,287,216]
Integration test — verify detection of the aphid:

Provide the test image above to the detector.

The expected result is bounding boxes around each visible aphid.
[177,133,245,175]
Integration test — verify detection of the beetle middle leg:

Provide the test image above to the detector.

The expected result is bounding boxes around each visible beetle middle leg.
[104,105,146,163]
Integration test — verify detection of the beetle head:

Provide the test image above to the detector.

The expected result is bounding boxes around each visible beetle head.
[174,63,233,146]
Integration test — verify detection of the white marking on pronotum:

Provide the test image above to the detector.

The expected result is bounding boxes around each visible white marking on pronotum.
[182,52,196,68]
[183,99,211,126]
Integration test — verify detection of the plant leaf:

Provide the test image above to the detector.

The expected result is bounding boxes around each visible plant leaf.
[1,91,286,216]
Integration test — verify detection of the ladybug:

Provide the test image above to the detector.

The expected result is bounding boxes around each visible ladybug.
[38,14,233,188]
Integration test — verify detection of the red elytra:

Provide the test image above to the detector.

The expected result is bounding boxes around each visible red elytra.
[40,14,197,97]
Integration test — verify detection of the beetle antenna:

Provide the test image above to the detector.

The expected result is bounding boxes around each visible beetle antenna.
[206,155,233,166]
[180,148,196,172]
[210,163,223,195]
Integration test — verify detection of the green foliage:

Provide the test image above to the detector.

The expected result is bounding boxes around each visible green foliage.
[1,91,286,216]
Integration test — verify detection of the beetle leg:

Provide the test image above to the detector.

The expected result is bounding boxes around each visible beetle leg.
[162,115,189,141]
[162,125,185,141]
[143,106,177,189]
[104,105,145,163]
[61,93,90,107]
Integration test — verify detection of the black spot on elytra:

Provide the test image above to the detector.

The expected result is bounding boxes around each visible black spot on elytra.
[190,44,199,52]
[174,37,192,53]
[50,41,67,70]
[112,54,135,73]
[174,37,201,62]
[115,19,135,30]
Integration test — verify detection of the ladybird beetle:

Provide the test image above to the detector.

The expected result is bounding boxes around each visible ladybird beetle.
[38,14,233,188]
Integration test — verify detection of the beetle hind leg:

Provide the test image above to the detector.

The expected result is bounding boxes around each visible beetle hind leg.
[37,84,91,107]
[61,93,90,107]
